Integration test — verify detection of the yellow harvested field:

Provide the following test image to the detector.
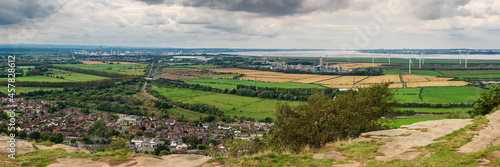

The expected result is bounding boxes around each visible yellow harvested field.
[406,81,468,88]
[358,75,400,84]
[316,76,368,86]
[210,68,469,88]
[357,83,404,88]
[294,76,340,83]
[80,61,138,64]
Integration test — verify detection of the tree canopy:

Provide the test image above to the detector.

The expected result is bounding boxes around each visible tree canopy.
[273,83,398,152]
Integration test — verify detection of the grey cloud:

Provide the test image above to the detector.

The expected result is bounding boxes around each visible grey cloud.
[0,0,61,25]
[411,0,472,20]
[137,0,349,17]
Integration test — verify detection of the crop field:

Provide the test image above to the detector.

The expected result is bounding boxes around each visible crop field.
[398,107,472,113]
[196,73,241,79]
[392,88,421,103]
[79,61,138,64]
[184,82,237,90]
[179,93,302,119]
[315,76,368,88]
[55,63,148,75]
[163,65,220,70]
[0,68,110,82]
[384,70,442,76]
[167,108,206,120]
[440,70,500,79]
[421,86,484,103]
[182,79,325,88]
[209,68,468,88]
[153,85,302,119]
[151,85,214,100]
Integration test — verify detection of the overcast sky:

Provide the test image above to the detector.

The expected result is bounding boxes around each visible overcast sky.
[1,0,500,49]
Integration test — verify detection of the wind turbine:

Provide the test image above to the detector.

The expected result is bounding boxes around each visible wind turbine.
[418,52,423,69]
[409,52,414,74]
[372,52,377,68]
[464,51,470,68]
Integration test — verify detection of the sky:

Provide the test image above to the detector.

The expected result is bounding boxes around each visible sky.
[1,0,500,49]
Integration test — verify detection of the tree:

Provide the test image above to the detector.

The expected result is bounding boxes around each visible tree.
[29,131,41,141]
[469,85,500,117]
[19,131,27,139]
[197,144,207,150]
[109,138,128,151]
[88,120,107,137]
[70,139,77,144]
[274,83,398,152]
[154,145,170,155]
[41,132,51,141]
[52,133,64,144]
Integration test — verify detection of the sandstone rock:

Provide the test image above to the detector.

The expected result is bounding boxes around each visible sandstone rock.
[332,161,361,167]
[457,110,500,153]
[313,151,345,161]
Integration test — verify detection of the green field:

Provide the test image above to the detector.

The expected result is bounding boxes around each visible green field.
[384,70,442,76]
[183,79,325,89]
[388,116,445,128]
[55,63,148,75]
[14,87,63,94]
[440,70,500,79]
[0,68,110,82]
[167,108,206,120]
[421,86,484,103]
[179,93,301,119]
[163,65,220,70]
[151,85,213,100]
[392,88,421,103]
[153,85,302,119]
[196,73,241,79]
[399,107,472,113]
[184,82,237,89]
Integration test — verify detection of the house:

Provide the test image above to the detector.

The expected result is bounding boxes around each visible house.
[176,143,188,150]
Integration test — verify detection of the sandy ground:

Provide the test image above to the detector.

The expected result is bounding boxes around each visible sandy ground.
[354,119,473,161]
[36,144,90,154]
[0,135,35,155]
[117,154,212,167]
[457,110,500,153]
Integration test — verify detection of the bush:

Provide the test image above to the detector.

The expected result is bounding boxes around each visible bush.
[469,85,500,117]
[274,83,398,152]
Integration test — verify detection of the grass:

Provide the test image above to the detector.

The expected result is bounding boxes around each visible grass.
[399,107,472,113]
[151,85,214,100]
[392,88,421,103]
[196,73,241,79]
[387,116,445,128]
[179,93,302,119]
[55,63,148,75]
[153,86,302,119]
[0,68,110,82]
[421,86,484,103]
[10,148,125,167]
[366,116,491,167]
[439,70,500,80]
[162,65,220,70]
[14,87,63,94]
[184,82,237,90]
[182,79,325,88]
[384,70,442,76]
[167,108,206,120]
[217,152,335,167]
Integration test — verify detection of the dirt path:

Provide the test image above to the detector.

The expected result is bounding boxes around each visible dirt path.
[175,107,207,116]
[48,154,211,167]
[354,119,473,161]
[457,110,500,153]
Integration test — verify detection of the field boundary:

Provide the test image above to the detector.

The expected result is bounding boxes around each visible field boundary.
[418,87,423,103]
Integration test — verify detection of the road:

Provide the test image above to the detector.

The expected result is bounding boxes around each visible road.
[143,62,158,100]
